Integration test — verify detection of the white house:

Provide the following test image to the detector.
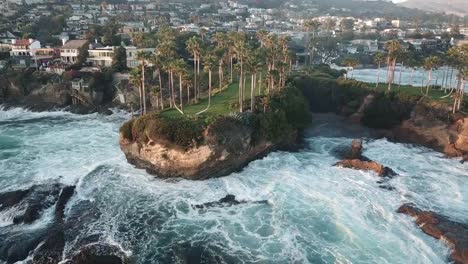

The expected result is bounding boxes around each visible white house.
[10,39,41,67]
[125,46,156,68]
[60,39,88,64]
[87,46,114,67]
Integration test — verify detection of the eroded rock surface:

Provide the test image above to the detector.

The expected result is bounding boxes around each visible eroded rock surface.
[334,139,397,177]
[398,204,468,264]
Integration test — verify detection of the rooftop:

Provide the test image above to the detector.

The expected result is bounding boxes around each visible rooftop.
[61,39,88,49]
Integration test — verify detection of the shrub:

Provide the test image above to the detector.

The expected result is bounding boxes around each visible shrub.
[120,119,134,140]
[362,91,420,129]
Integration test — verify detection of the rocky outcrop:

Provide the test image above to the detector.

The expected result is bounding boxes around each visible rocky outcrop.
[120,119,298,180]
[0,183,76,263]
[398,204,468,264]
[193,194,269,209]
[334,139,397,177]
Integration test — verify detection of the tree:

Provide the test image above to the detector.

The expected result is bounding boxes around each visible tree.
[76,44,89,66]
[343,57,359,79]
[135,51,152,114]
[423,56,441,96]
[234,32,248,112]
[112,46,127,72]
[186,36,202,100]
[374,52,386,88]
[196,52,216,115]
[304,20,321,66]
[129,67,142,113]
[173,58,187,114]
[385,40,401,91]
[448,44,468,113]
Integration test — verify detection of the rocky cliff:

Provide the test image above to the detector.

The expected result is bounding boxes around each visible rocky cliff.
[119,114,299,180]
[294,75,468,161]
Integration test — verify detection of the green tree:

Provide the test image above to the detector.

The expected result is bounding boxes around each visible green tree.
[112,46,127,72]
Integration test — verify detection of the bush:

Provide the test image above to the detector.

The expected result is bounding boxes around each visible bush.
[120,119,134,140]
[362,91,420,129]
[122,113,206,148]
[257,110,293,142]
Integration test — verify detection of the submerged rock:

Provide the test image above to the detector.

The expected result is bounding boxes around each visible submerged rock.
[64,243,130,264]
[397,204,468,264]
[194,195,268,209]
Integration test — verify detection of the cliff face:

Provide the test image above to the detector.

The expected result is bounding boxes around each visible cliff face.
[119,115,298,180]
[358,96,468,160]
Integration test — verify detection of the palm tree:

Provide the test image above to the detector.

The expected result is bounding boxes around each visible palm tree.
[149,53,164,110]
[196,52,216,115]
[343,57,359,79]
[170,59,186,114]
[129,67,142,114]
[304,19,321,66]
[135,51,151,114]
[186,36,202,100]
[234,32,248,112]
[214,47,227,90]
[385,40,401,91]
[423,56,441,96]
[374,52,386,88]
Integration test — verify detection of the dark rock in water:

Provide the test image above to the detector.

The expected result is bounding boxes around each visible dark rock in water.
[335,159,397,177]
[334,139,397,178]
[194,195,268,209]
[378,185,396,191]
[397,204,468,264]
[55,186,76,220]
[64,244,130,264]
[12,183,63,224]
[0,227,50,263]
[68,105,113,116]
[32,229,65,264]
[0,184,77,263]
[0,189,29,210]
[461,153,468,164]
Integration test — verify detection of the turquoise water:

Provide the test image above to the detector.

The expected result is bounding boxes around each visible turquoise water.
[0,107,467,263]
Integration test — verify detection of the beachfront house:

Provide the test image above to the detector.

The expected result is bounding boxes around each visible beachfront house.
[10,39,41,68]
[60,39,89,65]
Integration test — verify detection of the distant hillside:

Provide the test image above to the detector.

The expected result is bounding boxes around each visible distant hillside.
[398,0,468,16]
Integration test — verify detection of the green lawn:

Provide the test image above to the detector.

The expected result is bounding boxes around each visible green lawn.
[370,83,454,104]
[160,77,261,118]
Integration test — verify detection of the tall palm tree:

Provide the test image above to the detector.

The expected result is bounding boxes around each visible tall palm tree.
[169,59,186,114]
[374,52,386,88]
[186,36,202,100]
[129,67,142,113]
[423,56,441,96]
[149,53,164,110]
[304,19,321,66]
[234,32,248,112]
[196,52,216,115]
[343,57,359,79]
[135,51,152,114]
[385,40,401,91]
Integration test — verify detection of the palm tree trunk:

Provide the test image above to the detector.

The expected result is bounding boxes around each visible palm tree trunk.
[250,73,255,112]
[158,70,164,110]
[230,56,233,83]
[398,63,403,89]
[376,63,381,88]
[410,68,415,86]
[194,55,197,100]
[179,74,183,111]
[258,72,263,95]
[141,61,146,114]
[426,69,432,96]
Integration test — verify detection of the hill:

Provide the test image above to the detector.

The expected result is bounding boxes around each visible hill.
[398,0,468,16]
